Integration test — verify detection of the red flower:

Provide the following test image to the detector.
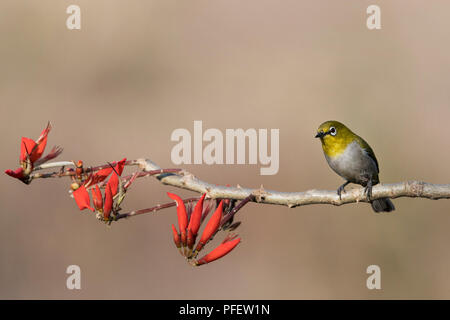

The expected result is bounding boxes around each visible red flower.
[5,167,25,180]
[73,185,94,211]
[169,193,243,266]
[5,122,62,184]
[194,201,223,253]
[172,224,181,249]
[91,185,103,211]
[106,170,121,197]
[187,193,206,237]
[20,123,51,163]
[103,182,113,220]
[73,172,116,221]
[71,159,135,224]
[73,158,126,211]
[167,192,188,247]
[196,237,241,266]
[83,158,126,188]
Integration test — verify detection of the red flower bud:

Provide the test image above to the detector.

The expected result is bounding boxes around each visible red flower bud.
[187,228,194,250]
[196,238,241,266]
[195,201,223,253]
[91,185,103,211]
[103,183,113,220]
[167,192,188,246]
[172,224,181,248]
[187,193,206,237]
[75,160,84,179]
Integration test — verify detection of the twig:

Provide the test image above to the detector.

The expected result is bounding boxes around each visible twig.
[33,161,74,171]
[116,197,201,220]
[220,194,255,227]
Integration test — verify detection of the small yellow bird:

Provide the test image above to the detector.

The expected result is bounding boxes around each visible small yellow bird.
[315,120,395,212]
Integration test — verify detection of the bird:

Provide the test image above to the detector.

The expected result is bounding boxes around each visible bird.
[315,120,395,213]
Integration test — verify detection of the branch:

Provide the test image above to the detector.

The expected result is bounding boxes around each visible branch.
[116,197,201,220]
[30,158,180,181]
[135,159,450,208]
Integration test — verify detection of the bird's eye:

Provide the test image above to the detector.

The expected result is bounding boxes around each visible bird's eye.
[329,127,337,136]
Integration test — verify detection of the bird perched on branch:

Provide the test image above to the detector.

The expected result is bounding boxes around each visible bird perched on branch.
[315,120,395,213]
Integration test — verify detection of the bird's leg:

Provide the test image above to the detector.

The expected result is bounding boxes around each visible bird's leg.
[337,181,351,200]
[363,178,373,201]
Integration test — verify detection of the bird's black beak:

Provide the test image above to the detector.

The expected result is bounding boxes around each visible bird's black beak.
[315,131,325,138]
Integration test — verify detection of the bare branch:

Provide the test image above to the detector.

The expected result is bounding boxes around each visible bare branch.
[30,158,450,210]
[135,158,450,208]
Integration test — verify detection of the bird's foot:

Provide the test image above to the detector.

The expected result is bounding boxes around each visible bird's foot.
[337,181,350,200]
[363,180,373,201]
[337,186,346,200]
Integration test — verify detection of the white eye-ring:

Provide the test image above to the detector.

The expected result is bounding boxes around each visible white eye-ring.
[329,127,337,136]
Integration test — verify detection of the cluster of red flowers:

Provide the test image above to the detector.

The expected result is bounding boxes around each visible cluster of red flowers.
[5,123,246,266]
[72,158,132,223]
[5,122,62,184]
[168,193,242,266]
[4,123,136,223]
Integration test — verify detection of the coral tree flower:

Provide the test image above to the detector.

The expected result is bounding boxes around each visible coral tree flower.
[91,185,103,211]
[73,172,118,221]
[5,122,62,184]
[73,158,127,222]
[196,237,241,266]
[73,185,94,211]
[194,201,224,253]
[167,192,189,247]
[83,158,127,189]
[168,192,242,266]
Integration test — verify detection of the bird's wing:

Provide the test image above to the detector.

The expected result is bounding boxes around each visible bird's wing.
[356,136,379,173]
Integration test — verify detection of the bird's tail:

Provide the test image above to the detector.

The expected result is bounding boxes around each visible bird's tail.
[371,198,395,213]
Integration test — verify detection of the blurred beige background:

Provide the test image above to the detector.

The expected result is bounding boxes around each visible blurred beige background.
[1,0,450,299]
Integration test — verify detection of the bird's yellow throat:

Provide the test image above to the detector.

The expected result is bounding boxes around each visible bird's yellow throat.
[320,134,354,158]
